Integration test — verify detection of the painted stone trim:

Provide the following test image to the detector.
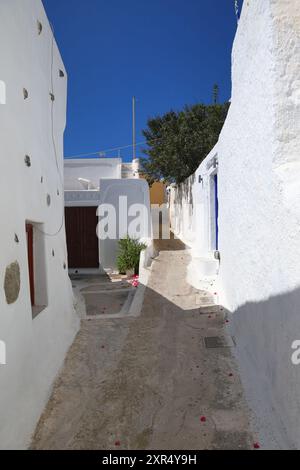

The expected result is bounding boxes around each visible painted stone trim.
[0,80,6,104]
[65,190,101,203]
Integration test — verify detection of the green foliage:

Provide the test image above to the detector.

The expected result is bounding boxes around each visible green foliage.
[117,236,147,275]
[140,102,229,184]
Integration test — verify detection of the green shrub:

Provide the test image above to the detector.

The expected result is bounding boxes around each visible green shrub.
[117,236,147,275]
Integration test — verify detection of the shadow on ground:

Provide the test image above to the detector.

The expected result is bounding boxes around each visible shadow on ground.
[31,243,254,450]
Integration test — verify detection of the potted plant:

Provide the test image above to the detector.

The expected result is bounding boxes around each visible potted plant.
[117,236,147,276]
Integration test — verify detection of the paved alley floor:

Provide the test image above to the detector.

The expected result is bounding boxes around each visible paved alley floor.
[31,239,254,450]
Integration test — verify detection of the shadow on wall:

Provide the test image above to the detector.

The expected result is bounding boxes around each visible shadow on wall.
[229,286,300,449]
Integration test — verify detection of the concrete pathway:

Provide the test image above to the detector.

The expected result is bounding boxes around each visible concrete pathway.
[31,239,254,450]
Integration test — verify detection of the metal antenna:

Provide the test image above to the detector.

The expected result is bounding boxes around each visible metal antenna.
[132,96,136,161]
[213,84,219,104]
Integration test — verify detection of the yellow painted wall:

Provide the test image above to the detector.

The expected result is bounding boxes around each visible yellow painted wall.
[150,182,166,205]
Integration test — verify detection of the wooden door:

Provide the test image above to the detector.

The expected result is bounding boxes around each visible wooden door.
[65,207,99,269]
[214,174,219,251]
[26,223,35,306]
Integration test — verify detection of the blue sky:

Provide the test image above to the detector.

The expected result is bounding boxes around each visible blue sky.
[42,0,241,162]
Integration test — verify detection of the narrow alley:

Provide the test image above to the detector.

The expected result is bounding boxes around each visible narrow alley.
[31,239,253,450]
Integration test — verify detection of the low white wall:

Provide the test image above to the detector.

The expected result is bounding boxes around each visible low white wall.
[64,158,122,190]
[169,0,300,449]
[99,179,152,270]
[0,0,79,449]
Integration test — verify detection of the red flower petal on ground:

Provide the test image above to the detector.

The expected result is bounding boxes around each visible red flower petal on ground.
[132,281,139,287]
[200,416,207,423]
[115,440,121,447]
[253,442,260,449]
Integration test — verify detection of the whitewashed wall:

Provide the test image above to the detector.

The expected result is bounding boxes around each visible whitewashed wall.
[170,0,300,449]
[169,147,220,281]
[64,158,140,190]
[64,158,122,189]
[99,179,152,270]
[121,158,140,179]
[0,0,79,449]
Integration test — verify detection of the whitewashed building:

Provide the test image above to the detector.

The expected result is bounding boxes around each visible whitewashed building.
[0,0,79,449]
[170,0,300,449]
[64,157,151,272]
[64,157,140,190]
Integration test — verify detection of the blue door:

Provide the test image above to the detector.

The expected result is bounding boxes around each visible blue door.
[214,174,219,250]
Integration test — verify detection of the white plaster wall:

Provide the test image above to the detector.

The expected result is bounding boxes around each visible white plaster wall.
[170,148,217,256]
[121,159,140,179]
[99,179,151,270]
[0,0,79,449]
[169,148,220,284]
[64,158,122,189]
[219,0,300,449]
[169,0,300,449]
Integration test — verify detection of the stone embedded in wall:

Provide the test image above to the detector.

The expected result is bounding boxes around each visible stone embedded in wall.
[23,88,29,100]
[4,261,21,305]
[37,20,43,35]
[24,155,31,167]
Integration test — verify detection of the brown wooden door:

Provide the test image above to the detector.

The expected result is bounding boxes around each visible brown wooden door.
[26,223,35,306]
[65,207,99,269]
